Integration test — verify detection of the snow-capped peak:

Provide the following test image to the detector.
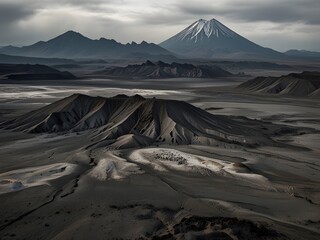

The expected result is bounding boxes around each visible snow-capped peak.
[176,18,237,43]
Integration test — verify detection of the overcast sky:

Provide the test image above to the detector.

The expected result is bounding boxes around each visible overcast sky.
[1,0,319,51]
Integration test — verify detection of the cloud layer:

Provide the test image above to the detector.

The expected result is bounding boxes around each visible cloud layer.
[0,0,319,51]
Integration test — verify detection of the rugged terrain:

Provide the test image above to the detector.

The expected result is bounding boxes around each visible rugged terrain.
[101,60,232,79]
[3,93,311,149]
[0,82,319,239]
[0,18,320,239]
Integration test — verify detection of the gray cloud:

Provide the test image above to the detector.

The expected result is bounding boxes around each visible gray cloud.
[0,2,35,23]
[176,0,320,25]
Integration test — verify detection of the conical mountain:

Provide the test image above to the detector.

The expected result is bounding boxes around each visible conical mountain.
[160,18,285,60]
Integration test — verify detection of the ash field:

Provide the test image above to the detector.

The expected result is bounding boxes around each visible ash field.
[0,18,320,240]
[0,72,320,240]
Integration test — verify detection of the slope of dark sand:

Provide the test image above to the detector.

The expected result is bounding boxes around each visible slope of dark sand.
[238,71,320,97]
[0,63,77,80]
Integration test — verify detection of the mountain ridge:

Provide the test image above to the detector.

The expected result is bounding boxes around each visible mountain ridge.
[1,94,282,148]
[100,60,232,79]
[0,31,174,59]
[284,49,320,59]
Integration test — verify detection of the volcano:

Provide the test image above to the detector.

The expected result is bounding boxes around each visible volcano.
[160,18,285,60]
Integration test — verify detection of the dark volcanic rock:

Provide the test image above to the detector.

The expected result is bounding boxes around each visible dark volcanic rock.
[153,216,286,240]
[101,60,232,79]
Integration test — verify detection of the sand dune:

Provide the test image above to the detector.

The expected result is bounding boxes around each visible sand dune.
[0,63,76,80]
[238,71,320,97]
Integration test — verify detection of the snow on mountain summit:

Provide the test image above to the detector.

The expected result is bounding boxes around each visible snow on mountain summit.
[177,18,237,42]
[160,18,285,60]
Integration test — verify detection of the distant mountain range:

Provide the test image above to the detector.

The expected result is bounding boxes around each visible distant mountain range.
[0,31,173,59]
[101,60,232,79]
[238,71,320,97]
[284,50,320,59]
[160,18,285,60]
[0,19,317,61]
[0,53,75,65]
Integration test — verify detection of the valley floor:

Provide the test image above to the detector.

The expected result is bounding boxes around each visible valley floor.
[0,78,320,239]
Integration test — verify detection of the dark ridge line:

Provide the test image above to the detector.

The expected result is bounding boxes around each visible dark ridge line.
[60,175,81,198]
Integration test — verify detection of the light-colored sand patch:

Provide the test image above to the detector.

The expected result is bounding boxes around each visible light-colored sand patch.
[129,148,269,183]
[0,85,183,102]
[91,87,183,96]
[89,152,143,180]
[0,163,76,194]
